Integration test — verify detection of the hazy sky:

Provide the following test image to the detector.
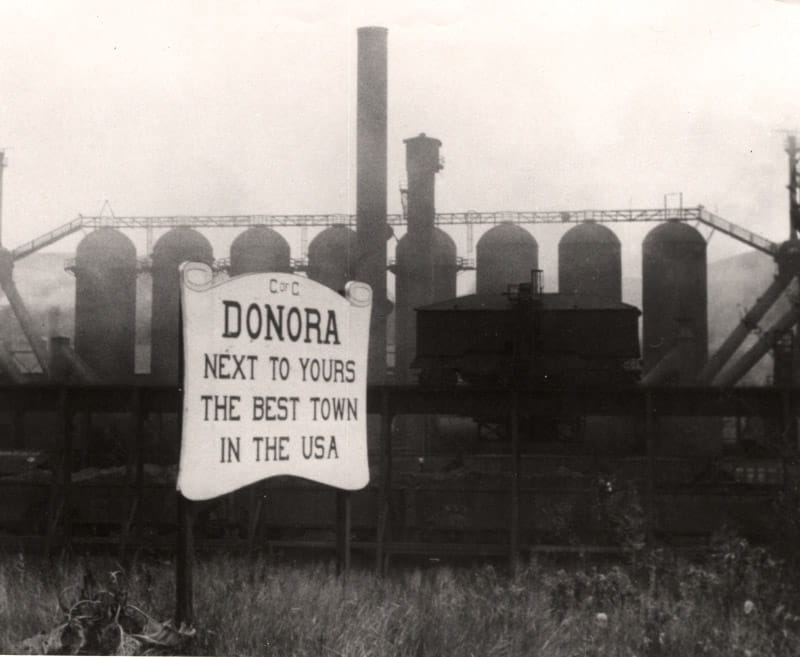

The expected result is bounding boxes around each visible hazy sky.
[2,0,800,290]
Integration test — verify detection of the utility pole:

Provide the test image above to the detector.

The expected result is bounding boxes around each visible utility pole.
[786,135,799,241]
[784,136,800,447]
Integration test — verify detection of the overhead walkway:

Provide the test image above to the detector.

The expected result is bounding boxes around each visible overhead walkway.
[10,206,779,260]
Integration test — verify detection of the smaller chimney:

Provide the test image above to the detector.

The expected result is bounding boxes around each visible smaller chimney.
[404,133,442,239]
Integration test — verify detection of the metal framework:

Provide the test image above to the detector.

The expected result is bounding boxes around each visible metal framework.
[696,137,800,386]
[11,205,779,261]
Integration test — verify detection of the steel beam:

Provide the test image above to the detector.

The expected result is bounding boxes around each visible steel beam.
[698,273,792,384]
[715,308,800,386]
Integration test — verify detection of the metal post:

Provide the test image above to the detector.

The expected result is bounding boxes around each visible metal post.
[376,388,392,575]
[121,393,135,559]
[61,388,73,548]
[135,392,145,543]
[510,389,521,570]
[122,388,145,559]
[782,388,798,451]
[336,490,352,577]
[47,387,73,555]
[645,390,656,546]
[175,304,193,626]
[176,493,194,626]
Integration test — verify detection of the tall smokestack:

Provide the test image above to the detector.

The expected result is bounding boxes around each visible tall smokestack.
[356,26,388,383]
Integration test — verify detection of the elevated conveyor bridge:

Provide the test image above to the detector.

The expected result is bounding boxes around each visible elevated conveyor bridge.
[10,205,779,261]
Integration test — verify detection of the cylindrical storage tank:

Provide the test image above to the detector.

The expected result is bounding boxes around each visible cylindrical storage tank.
[74,229,137,381]
[307,225,357,292]
[394,228,457,382]
[476,223,538,294]
[151,228,213,382]
[432,229,458,302]
[558,222,621,301]
[229,227,291,277]
[642,221,707,380]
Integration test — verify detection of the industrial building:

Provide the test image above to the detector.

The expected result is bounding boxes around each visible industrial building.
[0,26,797,559]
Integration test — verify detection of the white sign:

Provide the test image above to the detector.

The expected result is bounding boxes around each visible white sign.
[177,263,372,501]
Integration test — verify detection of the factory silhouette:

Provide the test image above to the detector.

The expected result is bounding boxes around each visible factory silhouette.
[0,26,796,557]
[0,27,740,390]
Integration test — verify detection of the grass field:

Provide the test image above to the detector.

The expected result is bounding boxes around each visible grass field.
[2,539,800,656]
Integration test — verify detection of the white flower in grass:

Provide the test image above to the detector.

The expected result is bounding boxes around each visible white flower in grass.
[744,600,755,615]
[595,612,608,628]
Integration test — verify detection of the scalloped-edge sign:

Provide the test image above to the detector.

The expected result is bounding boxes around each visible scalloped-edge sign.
[177,263,372,501]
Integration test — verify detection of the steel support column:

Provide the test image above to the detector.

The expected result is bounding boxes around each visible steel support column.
[509,389,521,570]
[376,388,392,575]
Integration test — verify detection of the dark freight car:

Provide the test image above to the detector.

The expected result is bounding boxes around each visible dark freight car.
[412,282,641,386]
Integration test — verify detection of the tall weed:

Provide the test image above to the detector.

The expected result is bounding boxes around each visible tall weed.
[2,543,800,656]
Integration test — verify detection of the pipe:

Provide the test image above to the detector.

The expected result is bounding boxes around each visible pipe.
[356,26,388,383]
[697,273,792,383]
[715,306,800,386]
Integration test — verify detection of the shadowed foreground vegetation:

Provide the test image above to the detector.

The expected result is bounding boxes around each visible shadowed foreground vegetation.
[2,539,800,655]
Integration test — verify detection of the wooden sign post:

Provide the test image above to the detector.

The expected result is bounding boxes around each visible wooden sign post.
[175,264,372,621]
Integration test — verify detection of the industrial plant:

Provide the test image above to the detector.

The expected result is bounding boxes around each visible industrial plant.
[0,26,798,563]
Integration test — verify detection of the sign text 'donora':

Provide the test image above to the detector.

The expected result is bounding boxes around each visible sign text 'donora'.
[177,263,372,501]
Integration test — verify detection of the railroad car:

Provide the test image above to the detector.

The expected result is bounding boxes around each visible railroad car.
[412,279,641,387]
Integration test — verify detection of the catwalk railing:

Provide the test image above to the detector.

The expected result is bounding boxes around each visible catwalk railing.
[12,206,779,261]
